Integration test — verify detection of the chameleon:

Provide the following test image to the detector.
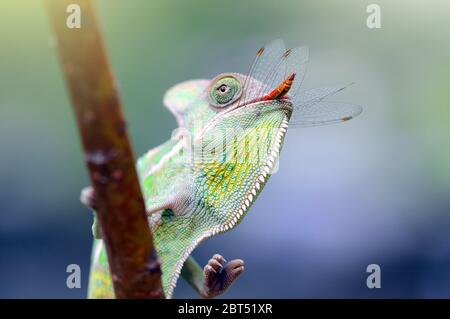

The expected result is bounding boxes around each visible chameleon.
[81,40,362,299]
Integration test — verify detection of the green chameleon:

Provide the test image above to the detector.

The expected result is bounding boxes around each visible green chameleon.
[81,40,362,298]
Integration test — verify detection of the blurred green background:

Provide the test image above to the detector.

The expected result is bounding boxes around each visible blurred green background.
[0,0,449,298]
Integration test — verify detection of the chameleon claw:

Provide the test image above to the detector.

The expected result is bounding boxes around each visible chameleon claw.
[212,254,226,264]
[201,254,244,298]
[223,259,244,285]
[207,258,223,273]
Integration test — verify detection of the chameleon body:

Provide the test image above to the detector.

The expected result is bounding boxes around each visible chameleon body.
[85,41,361,298]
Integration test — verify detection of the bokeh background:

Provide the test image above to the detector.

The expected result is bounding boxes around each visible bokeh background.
[1,0,449,298]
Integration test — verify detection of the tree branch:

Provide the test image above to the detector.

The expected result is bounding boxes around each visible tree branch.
[46,0,165,298]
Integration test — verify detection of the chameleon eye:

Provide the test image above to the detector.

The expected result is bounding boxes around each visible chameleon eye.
[209,76,241,107]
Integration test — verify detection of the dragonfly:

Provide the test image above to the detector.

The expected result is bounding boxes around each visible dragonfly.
[237,39,362,127]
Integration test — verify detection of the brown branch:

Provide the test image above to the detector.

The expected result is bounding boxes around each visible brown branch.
[45,0,165,298]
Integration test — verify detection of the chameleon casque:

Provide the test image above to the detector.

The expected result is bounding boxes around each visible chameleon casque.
[82,40,362,298]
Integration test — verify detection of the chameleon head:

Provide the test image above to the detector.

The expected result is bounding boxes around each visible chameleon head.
[192,72,294,234]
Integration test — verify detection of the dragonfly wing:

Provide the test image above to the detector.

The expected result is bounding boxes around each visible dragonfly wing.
[240,39,286,105]
[251,45,309,103]
[293,84,354,109]
[279,46,309,99]
[290,101,362,128]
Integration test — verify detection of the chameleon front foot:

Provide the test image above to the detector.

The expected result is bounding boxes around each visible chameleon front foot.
[201,254,244,298]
